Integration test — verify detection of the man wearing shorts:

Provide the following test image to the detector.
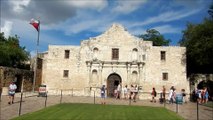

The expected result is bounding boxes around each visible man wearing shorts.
[101,85,106,104]
[8,81,17,104]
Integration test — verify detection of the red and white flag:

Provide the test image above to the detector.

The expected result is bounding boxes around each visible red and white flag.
[30,18,40,31]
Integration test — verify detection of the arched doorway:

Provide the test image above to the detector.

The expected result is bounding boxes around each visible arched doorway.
[107,73,122,97]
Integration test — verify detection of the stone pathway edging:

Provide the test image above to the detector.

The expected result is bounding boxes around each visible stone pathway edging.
[1,95,212,120]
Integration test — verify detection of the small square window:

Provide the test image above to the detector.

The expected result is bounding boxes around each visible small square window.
[65,50,70,59]
[161,51,166,60]
[162,73,168,80]
[112,48,119,60]
[63,70,69,78]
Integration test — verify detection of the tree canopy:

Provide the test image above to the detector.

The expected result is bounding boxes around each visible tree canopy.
[208,3,213,19]
[0,32,30,69]
[179,7,213,74]
[138,29,170,46]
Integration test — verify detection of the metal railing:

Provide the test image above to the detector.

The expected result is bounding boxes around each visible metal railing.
[1,89,211,120]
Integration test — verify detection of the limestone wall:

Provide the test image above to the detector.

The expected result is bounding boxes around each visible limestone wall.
[42,24,189,99]
[0,66,33,95]
[144,46,188,94]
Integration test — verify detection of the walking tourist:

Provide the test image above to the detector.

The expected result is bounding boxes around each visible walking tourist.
[150,87,157,102]
[203,87,209,103]
[129,84,134,100]
[168,86,174,104]
[100,85,106,104]
[8,81,17,105]
[172,88,176,103]
[116,83,121,99]
[162,86,166,102]
[196,89,202,104]
[133,85,138,102]
[114,88,117,98]
[123,85,128,99]
[181,89,187,103]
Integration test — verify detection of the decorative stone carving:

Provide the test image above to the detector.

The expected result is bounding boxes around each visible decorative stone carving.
[41,24,189,99]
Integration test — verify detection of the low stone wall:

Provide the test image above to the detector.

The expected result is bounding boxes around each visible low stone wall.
[0,66,33,95]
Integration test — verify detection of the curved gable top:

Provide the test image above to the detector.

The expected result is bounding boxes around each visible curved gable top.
[88,23,142,43]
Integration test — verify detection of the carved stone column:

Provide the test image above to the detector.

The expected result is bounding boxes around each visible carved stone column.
[86,62,92,86]
[99,62,103,86]
[126,63,131,85]
[138,62,142,85]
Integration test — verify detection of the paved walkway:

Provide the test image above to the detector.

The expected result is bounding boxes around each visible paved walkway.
[0,94,212,120]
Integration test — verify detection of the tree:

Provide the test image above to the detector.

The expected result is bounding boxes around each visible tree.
[208,3,213,19]
[138,29,170,46]
[179,18,213,74]
[0,33,30,69]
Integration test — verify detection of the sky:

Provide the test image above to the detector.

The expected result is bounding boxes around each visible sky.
[0,0,212,55]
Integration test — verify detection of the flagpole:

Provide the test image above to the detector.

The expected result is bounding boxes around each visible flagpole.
[32,21,40,92]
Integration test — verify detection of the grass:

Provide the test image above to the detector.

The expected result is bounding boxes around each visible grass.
[12,103,184,120]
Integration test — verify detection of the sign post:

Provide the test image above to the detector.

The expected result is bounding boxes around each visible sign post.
[175,94,183,113]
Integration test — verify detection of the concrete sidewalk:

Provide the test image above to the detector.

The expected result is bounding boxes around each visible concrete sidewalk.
[0,95,212,120]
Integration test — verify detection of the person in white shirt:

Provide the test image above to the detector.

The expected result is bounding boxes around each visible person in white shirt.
[116,83,121,99]
[168,86,174,104]
[133,85,139,102]
[8,81,17,104]
[123,85,128,99]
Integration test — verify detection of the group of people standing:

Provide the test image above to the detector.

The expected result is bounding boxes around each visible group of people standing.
[150,86,166,103]
[151,86,188,104]
[115,83,139,102]
[195,87,209,104]
[100,83,140,104]
[101,84,210,105]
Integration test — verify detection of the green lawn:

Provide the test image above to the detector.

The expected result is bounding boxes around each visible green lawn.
[12,103,184,120]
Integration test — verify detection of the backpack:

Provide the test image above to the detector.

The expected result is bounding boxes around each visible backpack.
[101,87,105,93]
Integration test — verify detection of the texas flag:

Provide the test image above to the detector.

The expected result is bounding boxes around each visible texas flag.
[30,18,40,31]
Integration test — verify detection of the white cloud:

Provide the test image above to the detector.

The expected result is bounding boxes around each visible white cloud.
[1,21,13,38]
[132,8,202,27]
[66,20,102,34]
[152,25,181,34]
[68,0,108,11]
[5,19,72,52]
[65,19,114,35]
[112,0,147,14]
[2,0,108,25]
[50,11,118,35]
[9,0,31,13]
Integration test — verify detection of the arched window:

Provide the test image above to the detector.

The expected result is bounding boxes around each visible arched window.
[93,47,98,60]
[133,48,138,52]
[132,48,138,61]
[93,47,99,52]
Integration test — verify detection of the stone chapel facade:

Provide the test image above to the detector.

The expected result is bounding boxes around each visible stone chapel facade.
[41,24,189,99]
